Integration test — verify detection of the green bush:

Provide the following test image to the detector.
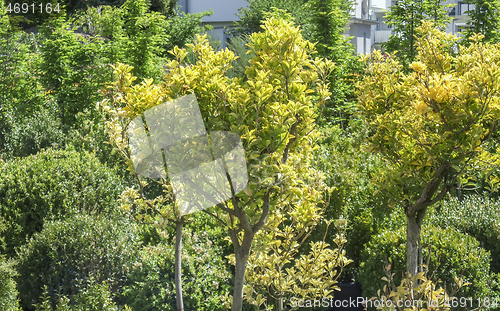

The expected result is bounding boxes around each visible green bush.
[3,101,65,157]
[17,213,139,310]
[0,216,20,311]
[0,26,44,153]
[311,124,391,280]
[0,258,20,311]
[121,227,231,311]
[36,278,120,311]
[429,195,500,274]
[0,148,125,256]
[359,225,492,307]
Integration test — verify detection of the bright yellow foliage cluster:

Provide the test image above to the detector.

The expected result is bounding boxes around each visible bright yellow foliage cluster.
[357,21,500,206]
[243,220,352,310]
[99,16,347,309]
[374,265,469,311]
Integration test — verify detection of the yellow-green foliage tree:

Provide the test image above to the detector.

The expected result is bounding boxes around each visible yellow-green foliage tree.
[374,264,469,311]
[243,219,352,311]
[100,16,342,311]
[357,21,500,276]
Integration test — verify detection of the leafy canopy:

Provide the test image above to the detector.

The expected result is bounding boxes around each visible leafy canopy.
[357,21,500,219]
[384,0,453,68]
[100,15,340,310]
[463,0,500,43]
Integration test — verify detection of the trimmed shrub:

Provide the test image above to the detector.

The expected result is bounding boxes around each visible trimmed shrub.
[0,148,125,256]
[359,225,492,307]
[17,213,139,310]
[429,195,500,273]
[3,100,65,157]
[0,216,20,311]
[121,227,231,311]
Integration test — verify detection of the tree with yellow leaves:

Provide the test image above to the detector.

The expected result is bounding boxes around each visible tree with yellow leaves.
[100,15,348,311]
[357,21,500,276]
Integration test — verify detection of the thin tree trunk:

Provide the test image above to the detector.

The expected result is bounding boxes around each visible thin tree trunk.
[232,233,254,311]
[175,217,184,311]
[232,253,249,311]
[228,191,271,311]
[406,209,426,276]
[406,213,420,276]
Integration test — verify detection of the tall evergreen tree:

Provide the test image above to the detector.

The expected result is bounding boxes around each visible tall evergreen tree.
[232,0,359,126]
[232,0,309,35]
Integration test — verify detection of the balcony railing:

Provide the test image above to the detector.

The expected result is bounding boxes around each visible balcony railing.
[375,30,392,43]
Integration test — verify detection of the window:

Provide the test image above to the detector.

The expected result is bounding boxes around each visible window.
[458,2,475,15]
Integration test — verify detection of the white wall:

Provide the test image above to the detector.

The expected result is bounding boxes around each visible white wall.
[182,0,248,22]
[350,23,373,54]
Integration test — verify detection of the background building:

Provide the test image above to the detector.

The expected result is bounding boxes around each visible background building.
[178,0,247,47]
[346,0,378,54]
[177,0,472,54]
[370,0,471,50]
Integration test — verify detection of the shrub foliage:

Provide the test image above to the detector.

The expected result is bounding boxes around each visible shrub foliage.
[0,148,124,256]
[359,225,493,306]
[17,213,139,310]
[429,196,500,274]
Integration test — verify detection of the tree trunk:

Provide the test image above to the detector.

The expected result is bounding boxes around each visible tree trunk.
[232,233,254,311]
[175,217,184,311]
[406,209,426,276]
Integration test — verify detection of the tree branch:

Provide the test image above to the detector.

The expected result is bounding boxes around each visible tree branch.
[282,118,298,164]
[252,189,272,232]
[408,161,449,216]
[202,209,228,227]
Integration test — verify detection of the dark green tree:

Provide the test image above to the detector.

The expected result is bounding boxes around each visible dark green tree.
[147,0,176,16]
[384,0,453,68]
[233,0,354,56]
[303,0,360,126]
[305,0,354,60]
[463,0,500,43]
[232,0,308,35]
[38,14,111,126]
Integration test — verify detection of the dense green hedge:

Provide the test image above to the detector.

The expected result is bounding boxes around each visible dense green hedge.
[359,225,493,307]
[16,210,232,311]
[0,148,124,256]
[17,213,139,310]
[429,195,500,273]
[3,101,65,157]
[311,125,391,280]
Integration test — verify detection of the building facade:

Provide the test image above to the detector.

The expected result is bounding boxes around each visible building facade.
[371,0,472,50]
[177,0,471,54]
[178,0,247,47]
[346,0,378,54]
